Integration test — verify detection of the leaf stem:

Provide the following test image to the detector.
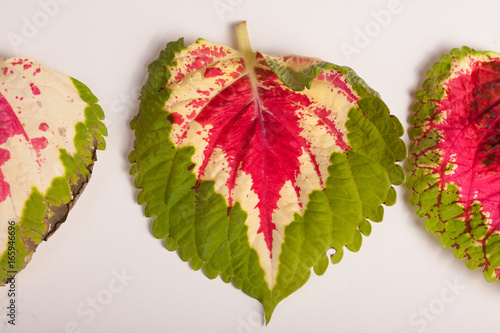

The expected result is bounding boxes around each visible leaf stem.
[236,21,253,56]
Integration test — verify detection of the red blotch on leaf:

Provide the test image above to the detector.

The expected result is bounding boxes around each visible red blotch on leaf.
[31,136,48,153]
[39,123,49,132]
[30,83,41,95]
[204,67,224,78]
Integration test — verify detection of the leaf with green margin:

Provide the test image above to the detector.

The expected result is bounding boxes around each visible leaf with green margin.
[407,46,500,282]
[129,22,405,323]
[0,57,107,285]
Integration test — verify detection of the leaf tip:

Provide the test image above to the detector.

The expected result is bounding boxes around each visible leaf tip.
[263,302,276,326]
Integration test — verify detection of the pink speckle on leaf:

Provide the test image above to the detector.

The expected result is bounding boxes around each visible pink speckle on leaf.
[31,136,48,152]
[39,123,49,131]
[204,67,224,78]
[196,89,210,96]
[30,83,41,95]
[187,110,196,119]
[215,78,227,86]
[168,112,184,125]
[186,98,208,109]
[192,57,214,71]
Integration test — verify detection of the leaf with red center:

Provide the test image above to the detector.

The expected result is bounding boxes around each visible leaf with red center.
[407,46,500,282]
[129,22,406,323]
[0,56,107,285]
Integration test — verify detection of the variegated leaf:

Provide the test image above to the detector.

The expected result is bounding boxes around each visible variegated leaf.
[129,22,405,322]
[407,46,500,282]
[0,57,107,285]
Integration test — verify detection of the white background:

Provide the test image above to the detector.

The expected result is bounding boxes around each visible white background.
[1,0,499,332]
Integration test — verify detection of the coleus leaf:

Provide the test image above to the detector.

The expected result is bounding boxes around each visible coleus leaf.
[0,57,107,285]
[407,46,500,282]
[129,22,406,323]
